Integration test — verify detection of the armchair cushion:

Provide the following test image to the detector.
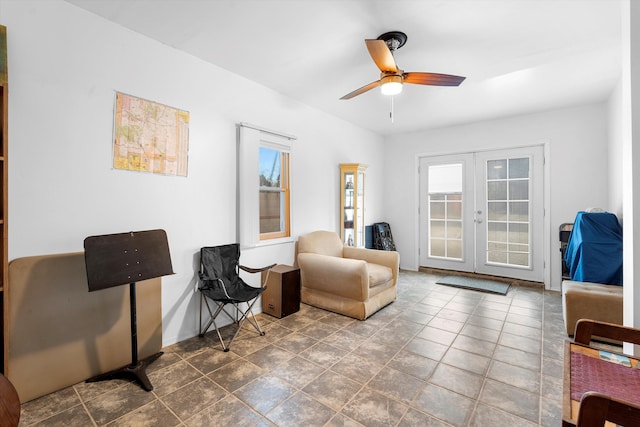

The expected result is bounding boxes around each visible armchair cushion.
[366,263,393,290]
[297,230,343,257]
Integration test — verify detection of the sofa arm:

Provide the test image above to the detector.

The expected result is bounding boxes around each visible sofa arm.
[297,253,369,301]
[343,247,400,284]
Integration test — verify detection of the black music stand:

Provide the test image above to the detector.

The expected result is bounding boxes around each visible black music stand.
[83,229,174,391]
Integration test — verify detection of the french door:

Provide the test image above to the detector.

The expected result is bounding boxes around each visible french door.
[419,146,544,282]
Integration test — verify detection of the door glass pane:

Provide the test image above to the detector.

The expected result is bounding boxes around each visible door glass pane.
[447,201,462,219]
[509,202,529,221]
[488,222,507,241]
[447,221,462,238]
[487,160,507,179]
[487,181,507,200]
[447,240,462,258]
[430,239,445,257]
[430,220,445,238]
[485,157,530,268]
[428,163,463,260]
[509,181,529,200]
[509,158,529,179]
[488,202,507,221]
[488,251,508,263]
[430,202,445,219]
[509,253,529,266]
[509,223,529,244]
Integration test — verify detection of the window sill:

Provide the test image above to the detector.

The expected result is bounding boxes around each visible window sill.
[243,236,295,249]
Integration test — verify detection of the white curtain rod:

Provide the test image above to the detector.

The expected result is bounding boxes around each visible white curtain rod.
[238,122,297,141]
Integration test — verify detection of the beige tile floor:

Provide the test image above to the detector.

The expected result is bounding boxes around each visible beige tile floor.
[19,270,571,426]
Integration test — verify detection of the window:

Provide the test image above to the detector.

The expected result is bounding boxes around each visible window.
[428,163,463,260]
[238,123,295,247]
[259,146,290,239]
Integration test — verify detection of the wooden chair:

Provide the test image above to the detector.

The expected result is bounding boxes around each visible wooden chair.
[0,373,20,427]
[574,319,640,346]
[576,392,640,427]
[572,320,640,427]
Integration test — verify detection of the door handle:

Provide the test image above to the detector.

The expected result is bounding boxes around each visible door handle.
[475,210,483,224]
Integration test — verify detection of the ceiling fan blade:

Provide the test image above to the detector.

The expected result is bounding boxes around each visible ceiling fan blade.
[365,39,398,73]
[403,72,466,86]
[340,80,381,100]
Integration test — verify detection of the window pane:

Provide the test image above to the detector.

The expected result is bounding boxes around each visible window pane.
[430,202,445,219]
[509,158,529,179]
[488,202,507,221]
[447,201,462,219]
[488,251,508,264]
[259,147,281,188]
[430,220,445,238]
[430,239,445,257]
[487,160,507,179]
[488,222,507,242]
[509,201,529,221]
[259,190,282,233]
[447,240,462,259]
[488,181,507,200]
[429,163,462,193]
[259,147,289,238]
[509,253,529,266]
[447,221,462,238]
[509,243,529,253]
[509,223,529,244]
[509,181,528,200]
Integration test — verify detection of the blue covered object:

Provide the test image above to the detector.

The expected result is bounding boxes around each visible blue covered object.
[564,211,622,285]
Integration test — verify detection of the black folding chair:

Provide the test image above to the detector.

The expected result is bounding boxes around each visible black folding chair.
[198,244,275,351]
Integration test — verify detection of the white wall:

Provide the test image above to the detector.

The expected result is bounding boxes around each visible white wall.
[609,78,624,218]
[1,0,384,346]
[383,104,609,291]
[620,0,640,351]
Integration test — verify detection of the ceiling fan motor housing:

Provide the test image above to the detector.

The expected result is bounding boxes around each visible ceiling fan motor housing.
[377,31,407,51]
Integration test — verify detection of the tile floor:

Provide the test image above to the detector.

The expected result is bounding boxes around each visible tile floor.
[19,270,573,426]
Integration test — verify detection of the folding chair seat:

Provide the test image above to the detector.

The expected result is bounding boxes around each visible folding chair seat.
[198,244,275,351]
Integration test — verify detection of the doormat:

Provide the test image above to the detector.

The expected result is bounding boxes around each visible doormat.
[436,276,510,295]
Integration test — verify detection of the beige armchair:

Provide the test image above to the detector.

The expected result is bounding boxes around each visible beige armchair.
[296,230,399,320]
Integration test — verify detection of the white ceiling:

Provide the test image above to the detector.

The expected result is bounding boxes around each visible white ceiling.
[65,0,622,136]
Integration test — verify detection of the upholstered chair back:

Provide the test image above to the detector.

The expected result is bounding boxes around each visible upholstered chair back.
[297,231,343,258]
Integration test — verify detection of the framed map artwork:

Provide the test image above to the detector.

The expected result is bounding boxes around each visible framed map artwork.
[113,92,190,176]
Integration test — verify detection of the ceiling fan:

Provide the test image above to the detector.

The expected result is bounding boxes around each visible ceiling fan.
[340,31,466,100]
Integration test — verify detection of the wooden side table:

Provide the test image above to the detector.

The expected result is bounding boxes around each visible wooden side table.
[262,265,300,318]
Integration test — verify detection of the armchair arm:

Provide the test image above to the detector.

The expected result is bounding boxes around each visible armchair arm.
[297,253,369,301]
[343,247,399,284]
[574,319,640,346]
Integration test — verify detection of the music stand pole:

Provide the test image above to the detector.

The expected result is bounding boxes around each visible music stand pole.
[85,282,163,391]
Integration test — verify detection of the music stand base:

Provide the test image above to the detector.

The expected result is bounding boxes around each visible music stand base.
[86,351,163,391]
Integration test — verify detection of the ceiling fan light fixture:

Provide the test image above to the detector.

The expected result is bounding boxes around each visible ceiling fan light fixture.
[380,75,403,96]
